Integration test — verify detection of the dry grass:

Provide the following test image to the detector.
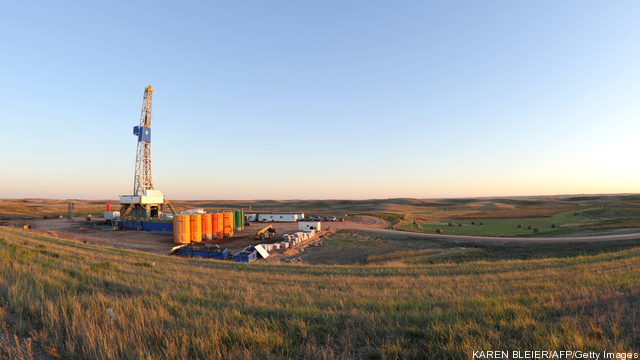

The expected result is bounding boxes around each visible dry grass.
[0,322,34,360]
[366,249,439,264]
[450,205,579,219]
[0,199,111,219]
[1,226,640,359]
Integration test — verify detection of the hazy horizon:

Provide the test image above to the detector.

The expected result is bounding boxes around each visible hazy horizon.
[2,192,636,202]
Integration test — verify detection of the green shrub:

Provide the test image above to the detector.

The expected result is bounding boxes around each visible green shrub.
[88,261,118,274]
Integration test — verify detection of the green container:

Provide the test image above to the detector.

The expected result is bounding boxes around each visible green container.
[241,209,245,230]
[234,210,242,231]
[231,210,235,230]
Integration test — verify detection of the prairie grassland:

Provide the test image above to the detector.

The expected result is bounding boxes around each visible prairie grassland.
[400,205,640,237]
[0,195,589,220]
[366,249,439,264]
[358,213,404,228]
[310,231,640,264]
[1,226,640,359]
[0,199,111,219]
[445,205,580,219]
[399,210,598,237]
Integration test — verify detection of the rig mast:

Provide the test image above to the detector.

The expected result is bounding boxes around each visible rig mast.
[133,85,154,196]
[119,86,176,218]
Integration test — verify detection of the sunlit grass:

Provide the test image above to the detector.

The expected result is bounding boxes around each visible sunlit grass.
[1,227,640,359]
[399,210,597,236]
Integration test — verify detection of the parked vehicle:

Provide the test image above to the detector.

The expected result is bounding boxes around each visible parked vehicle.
[313,216,321,221]
[323,217,329,221]
[330,216,337,221]
[338,218,345,222]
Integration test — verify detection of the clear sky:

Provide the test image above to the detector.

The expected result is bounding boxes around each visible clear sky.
[1,1,639,200]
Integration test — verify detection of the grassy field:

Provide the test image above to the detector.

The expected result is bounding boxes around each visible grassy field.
[399,205,640,237]
[398,210,595,237]
[2,227,640,359]
[0,199,108,219]
[294,230,640,264]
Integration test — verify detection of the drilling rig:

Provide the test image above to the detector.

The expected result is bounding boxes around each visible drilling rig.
[119,86,175,218]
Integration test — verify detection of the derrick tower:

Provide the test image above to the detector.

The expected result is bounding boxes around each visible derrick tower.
[119,86,175,218]
[133,85,154,196]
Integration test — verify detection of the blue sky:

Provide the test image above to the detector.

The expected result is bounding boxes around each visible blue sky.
[1,1,639,200]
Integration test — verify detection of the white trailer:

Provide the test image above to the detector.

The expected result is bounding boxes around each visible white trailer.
[257,213,299,222]
[299,221,321,231]
[245,213,257,222]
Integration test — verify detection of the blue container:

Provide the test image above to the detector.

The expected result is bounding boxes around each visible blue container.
[142,222,173,232]
[233,250,257,263]
[213,250,231,260]
[124,220,143,230]
[123,220,173,232]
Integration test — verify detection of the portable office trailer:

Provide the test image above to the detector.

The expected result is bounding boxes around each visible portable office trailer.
[299,221,321,231]
[257,214,271,222]
[245,213,257,222]
[257,213,299,222]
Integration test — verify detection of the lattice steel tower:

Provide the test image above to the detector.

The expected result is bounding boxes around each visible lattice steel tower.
[133,85,154,196]
[119,85,175,219]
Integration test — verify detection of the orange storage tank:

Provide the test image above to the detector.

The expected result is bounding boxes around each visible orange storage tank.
[223,212,234,237]
[212,213,223,239]
[190,214,202,242]
[173,214,190,244]
[201,213,213,240]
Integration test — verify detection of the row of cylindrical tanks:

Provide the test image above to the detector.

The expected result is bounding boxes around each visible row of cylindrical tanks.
[173,210,245,244]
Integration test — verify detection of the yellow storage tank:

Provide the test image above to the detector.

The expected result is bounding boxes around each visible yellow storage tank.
[223,212,234,237]
[201,213,213,240]
[173,214,190,244]
[190,214,202,242]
